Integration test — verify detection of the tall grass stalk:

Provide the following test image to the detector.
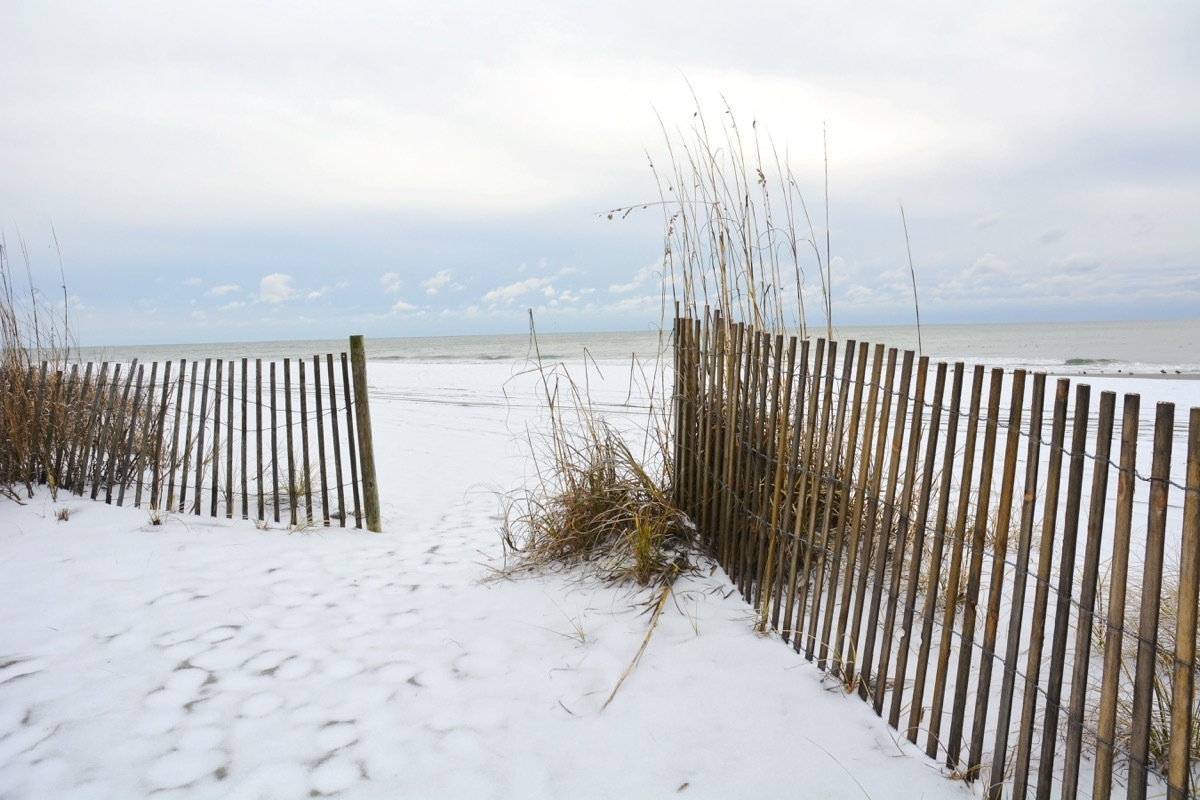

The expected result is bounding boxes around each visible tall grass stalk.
[507,100,838,587]
[1,232,75,499]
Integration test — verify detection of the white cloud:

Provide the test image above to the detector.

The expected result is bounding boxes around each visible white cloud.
[205,284,240,297]
[392,299,417,313]
[184,277,202,287]
[260,273,294,303]
[381,272,402,293]
[306,283,345,300]
[483,276,553,304]
[421,269,458,295]
[609,264,659,293]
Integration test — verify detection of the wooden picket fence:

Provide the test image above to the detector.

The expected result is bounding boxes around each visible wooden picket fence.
[672,313,1200,800]
[17,336,380,531]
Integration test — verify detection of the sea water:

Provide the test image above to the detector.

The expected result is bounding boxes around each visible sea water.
[79,319,1200,377]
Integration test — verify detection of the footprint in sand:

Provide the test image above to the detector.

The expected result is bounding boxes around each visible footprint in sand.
[310,755,362,795]
[274,657,313,680]
[316,721,358,751]
[149,589,202,606]
[199,625,240,644]
[243,649,291,673]
[144,686,199,711]
[165,667,210,694]
[189,646,251,672]
[239,692,284,718]
[144,749,225,791]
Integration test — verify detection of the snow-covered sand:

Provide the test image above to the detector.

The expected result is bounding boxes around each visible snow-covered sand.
[15,357,1192,798]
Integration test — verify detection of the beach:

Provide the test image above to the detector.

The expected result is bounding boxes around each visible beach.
[1,358,988,800]
[2,328,1197,798]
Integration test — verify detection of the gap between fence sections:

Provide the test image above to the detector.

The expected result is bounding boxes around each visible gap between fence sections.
[673,313,1200,800]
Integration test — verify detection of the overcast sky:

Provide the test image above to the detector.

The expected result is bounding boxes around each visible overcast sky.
[2,1,1197,345]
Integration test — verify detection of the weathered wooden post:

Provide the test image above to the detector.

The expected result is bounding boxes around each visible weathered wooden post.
[349,335,380,532]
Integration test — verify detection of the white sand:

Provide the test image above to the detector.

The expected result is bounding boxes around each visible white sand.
[6,358,1192,799]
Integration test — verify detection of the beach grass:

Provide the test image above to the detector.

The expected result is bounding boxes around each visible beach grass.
[1,233,74,499]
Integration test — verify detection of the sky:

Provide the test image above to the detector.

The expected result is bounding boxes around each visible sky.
[2,0,1198,346]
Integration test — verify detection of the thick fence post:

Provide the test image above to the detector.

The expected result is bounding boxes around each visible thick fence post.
[349,335,381,533]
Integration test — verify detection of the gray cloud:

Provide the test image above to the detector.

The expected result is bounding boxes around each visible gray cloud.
[2,1,1197,343]
[1038,227,1067,245]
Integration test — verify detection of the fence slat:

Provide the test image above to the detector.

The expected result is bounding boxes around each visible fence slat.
[1092,393,1142,799]
[326,353,346,526]
[772,336,808,632]
[910,362,965,746]
[1062,389,1117,796]
[847,348,899,689]
[1035,383,1092,799]
[284,359,296,528]
[1127,402,1175,800]
[702,314,726,551]
[727,327,756,590]
[809,341,857,667]
[873,354,927,714]
[739,331,770,599]
[91,362,124,501]
[225,362,234,519]
[104,360,137,504]
[1167,407,1200,799]
[927,364,985,763]
[115,363,146,507]
[210,359,222,518]
[133,362,159,509]
[256,359,265,521]
[270,362,280,523]
[889,359,946,730]
[796,339,839,654]
[818,341,865,671]
[299,359,313,523]
[987,372,1047,798]
[757,334,796,629]
[781,337,824,644]
[341,353,361,528]
[967,369,1027,777]
[191,358,212,515]
[149,361,172,510]
[860,348,914,702]
[51,363,81,488]
[240,359,249,520]
[1012,377,1071,798]
[835,343,885,679]
[313,355,330,525]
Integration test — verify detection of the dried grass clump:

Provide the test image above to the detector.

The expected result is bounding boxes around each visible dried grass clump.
[502,417,693,587]
[0,233,159,504]
[501,322,693,588]
[1,233,75,500]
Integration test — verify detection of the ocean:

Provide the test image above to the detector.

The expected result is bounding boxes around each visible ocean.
[78,318,1200,378]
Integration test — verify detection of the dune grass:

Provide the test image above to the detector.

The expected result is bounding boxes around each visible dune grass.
[503,99,838,587]
[0,233,76,500]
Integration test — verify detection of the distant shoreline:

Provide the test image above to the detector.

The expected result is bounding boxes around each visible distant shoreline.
[1062,370,1200,381]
